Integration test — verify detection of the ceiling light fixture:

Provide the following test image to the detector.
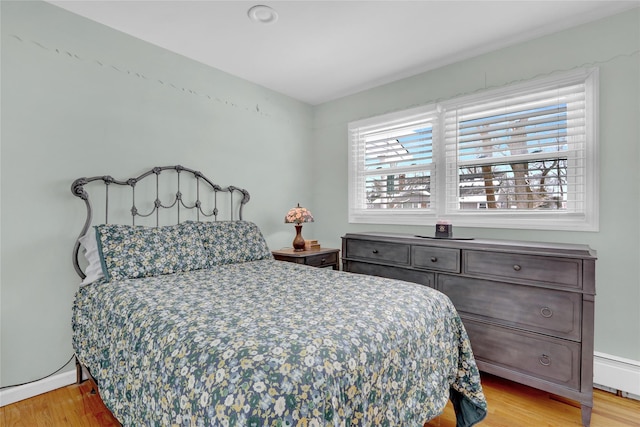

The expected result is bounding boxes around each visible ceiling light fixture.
[247,5,279,24]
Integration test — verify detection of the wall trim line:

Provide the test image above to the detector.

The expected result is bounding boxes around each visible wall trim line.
[0,370,75,407]
[593,351,640,399]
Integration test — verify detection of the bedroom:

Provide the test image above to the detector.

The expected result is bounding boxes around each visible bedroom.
[1,0,639,425]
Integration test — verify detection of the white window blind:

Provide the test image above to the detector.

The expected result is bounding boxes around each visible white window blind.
[443,78,587,213]
[348,68,598,231]
[349,106,437,223]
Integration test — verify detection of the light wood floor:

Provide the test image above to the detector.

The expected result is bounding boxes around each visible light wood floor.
[2,373,639,426]
[426,374,640,427]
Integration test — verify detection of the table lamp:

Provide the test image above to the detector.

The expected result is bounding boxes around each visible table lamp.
[284,203,314,251]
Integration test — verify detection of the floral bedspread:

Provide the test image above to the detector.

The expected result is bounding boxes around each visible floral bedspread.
[72,260,487,426]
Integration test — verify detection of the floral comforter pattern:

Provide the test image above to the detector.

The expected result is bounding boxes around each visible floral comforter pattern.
[72,260,487,426]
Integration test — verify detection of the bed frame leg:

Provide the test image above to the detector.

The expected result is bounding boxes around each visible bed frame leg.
[75,356,83,384]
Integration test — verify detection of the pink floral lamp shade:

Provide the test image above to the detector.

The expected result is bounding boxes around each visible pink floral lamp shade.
[284,203,314,251]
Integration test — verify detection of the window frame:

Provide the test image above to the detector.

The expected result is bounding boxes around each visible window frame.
[348,68,599,231]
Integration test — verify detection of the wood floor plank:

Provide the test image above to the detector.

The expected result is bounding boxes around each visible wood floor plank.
[2,373,639,426]
[1,379,120,427]
[426,374,640,427]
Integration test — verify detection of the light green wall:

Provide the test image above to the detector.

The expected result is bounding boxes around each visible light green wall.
[2,1,639,389]
[312,9,640,361]
[1,1,313,386]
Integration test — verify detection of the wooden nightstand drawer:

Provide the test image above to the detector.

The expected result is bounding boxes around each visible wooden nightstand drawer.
[439,275,581,340]
[304,251,338,268]
[345,240,409,265]
[464,319,581,390]
[272,248,340,270]
[412,246,460,273]
[464,250,582,289]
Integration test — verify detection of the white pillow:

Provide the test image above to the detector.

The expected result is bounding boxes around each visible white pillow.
[79,228,104,285]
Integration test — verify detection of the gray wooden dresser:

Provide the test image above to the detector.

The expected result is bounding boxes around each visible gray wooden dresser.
[341,232,597,426]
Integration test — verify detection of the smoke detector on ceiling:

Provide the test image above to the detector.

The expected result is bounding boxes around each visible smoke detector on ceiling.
[247,5,279,24]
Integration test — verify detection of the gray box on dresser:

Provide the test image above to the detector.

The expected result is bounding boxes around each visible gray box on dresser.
[341,232,597,426]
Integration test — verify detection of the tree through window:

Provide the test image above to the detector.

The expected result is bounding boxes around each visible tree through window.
[349,68,598,231]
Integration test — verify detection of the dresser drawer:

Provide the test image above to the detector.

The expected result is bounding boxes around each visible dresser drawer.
[464,250,582,289]
[345,261,434,287]
[439,275,581,340]
[412,246,460,273]
[304,251,338,268]
[464,320,581,390]
[345,240,410,265]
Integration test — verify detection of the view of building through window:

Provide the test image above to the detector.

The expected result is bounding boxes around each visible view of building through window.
[349,68,597,230]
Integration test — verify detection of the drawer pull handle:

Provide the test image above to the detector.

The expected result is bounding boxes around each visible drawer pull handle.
[372,249,379,254]
[539,354,551,366]
[513,264,521,271]
[430,257,438,263]
[321,258,326,264]
[540,307,553,318]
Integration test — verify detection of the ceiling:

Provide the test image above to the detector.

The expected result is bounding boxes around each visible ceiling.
[47,0,639,105]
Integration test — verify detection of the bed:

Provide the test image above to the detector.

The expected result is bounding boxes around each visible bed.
[71,165,487,426]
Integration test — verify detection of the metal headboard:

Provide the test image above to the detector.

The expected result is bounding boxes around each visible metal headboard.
[71,165,250,279]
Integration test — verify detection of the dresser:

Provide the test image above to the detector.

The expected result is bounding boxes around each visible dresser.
[341,232,596,426]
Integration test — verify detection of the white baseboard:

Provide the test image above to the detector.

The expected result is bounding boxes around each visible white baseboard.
[594,351,640,399]
[0,370,76,407]
[1,352,638,407]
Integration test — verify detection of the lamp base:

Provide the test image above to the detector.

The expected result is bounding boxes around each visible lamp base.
[292,224,305,251]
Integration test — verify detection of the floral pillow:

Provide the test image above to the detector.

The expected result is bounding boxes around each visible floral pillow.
[95,222,209,281]
[192,220,272,266]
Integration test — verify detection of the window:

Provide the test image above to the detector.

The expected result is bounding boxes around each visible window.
[348,68,598,231]
[349,107,437,221]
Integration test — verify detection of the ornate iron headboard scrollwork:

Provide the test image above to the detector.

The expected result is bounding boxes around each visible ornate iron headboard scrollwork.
[71,165,250,279]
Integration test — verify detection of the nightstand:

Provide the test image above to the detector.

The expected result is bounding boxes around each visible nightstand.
[271,248,340,270]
